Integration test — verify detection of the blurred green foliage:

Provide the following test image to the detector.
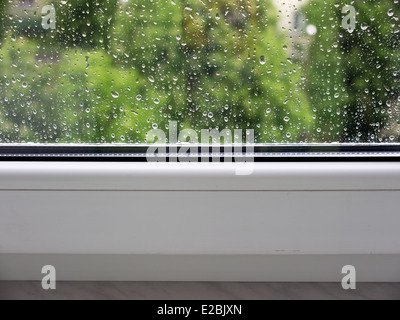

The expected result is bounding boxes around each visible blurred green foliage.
[0,1,7,42]
[303,0,400,143]
[0,0,399,144]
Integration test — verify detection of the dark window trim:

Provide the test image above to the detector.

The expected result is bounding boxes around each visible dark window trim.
[1,144,400,162]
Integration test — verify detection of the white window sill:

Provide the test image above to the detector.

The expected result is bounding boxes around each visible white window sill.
[1,161,399,281]
[1,161,400,191]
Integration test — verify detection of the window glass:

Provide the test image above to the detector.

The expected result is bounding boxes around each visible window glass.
[0,0,399,144]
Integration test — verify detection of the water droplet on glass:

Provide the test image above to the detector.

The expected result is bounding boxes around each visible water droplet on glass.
[111,91,119,99]
[306,25,317,36]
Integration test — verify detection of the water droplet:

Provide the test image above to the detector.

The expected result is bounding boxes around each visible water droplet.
[136,95,142,101]
[111,91,119,99]
[306,25,317,35]
[260,56,266,65]
[361,23,369,31]
[388,9,394,17]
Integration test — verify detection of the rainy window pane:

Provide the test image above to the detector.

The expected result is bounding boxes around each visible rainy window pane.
[1,0,400,144]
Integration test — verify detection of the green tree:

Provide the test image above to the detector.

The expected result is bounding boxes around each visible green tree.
[0,0,8,44]
[55,0,118,50]
[0,38,63,142]
[302,0,400,142]
[111,0,313,143]
[1,0,314,144]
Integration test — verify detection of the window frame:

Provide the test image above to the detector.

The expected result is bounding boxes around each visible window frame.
[1,144,400,162]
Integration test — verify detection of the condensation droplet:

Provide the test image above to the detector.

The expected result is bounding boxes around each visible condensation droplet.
[111,91,119,99]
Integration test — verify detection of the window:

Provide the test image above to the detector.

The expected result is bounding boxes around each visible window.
[1,1,400,286]
[0,0,399,146]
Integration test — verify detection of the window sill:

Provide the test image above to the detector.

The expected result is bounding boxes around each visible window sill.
[0,161,400,191]
[1,161,399,281]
